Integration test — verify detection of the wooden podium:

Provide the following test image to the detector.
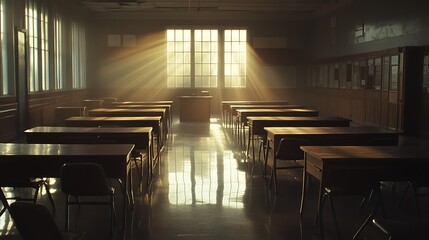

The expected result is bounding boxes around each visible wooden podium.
[178,96,212,122]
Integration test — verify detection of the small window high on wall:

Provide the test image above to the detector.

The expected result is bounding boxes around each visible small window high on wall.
[167,29,246,88]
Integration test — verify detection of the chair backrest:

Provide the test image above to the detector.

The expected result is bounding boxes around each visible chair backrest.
[60,162,110,196]
[9,202,63,240]
[276,137,311,160]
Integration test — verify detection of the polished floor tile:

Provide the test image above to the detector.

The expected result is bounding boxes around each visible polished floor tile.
[1,119,429,239]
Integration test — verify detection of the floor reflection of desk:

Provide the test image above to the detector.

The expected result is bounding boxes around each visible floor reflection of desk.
[178,96,212,122]
[0,143,134,227]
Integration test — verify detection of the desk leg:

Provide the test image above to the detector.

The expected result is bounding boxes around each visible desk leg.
[264,139,270,177]
[247,127,252,156]
[300,153,307,216]
[146,146,151,189]
[128,166,134,207]
[269,142,278,193]
[242,124,246,147]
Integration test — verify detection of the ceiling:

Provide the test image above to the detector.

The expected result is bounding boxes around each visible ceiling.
[67,0,351,20]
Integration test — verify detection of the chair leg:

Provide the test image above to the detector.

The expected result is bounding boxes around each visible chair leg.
[398,182,411,209]
[133,154,143,180]
[353,198,380,240]
[65,196,70,231]
[33,187,40,203]
[327,194,340,240]
[411,186,424,224]
[268,158,278,193]
[319,193,326,240]
[0,189,9,217]
[110,193,116,239]
[42,182,56,211]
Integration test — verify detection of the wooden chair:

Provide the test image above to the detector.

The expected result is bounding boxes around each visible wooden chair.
[60,162,116,238]
[9,202,84,240]
[268,137,311,193]
[319,167,383,240]
[398,180,429,224]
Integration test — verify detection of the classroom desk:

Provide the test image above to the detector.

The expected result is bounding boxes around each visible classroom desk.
[300,146,429,239]
[55,106,86,126]
[178,96,212,122]
[88,108,167,145]
[98,97,118,107]
[64,116,162,165]
[24,126,153,187]
[221,100,289,126]
[236,108,318,144]
[0,143,134,228]
[264,126,399,192]
[112,101,173,106]
[230,104,305,130]
[246,116,351,161]
[111,104,172,128]
[82,99,104,111]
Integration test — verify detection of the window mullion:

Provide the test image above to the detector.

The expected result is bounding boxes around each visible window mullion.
[191,29,195,88]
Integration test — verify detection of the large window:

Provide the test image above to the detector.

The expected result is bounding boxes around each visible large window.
[167,29,246,88]
[24,1,85,92]
[224,30,246,88]
[71,22,86,89]
[25,0,40,92]
[0,0,8,95]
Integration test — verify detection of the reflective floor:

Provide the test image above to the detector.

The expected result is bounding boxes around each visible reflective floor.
[1,118,429,239]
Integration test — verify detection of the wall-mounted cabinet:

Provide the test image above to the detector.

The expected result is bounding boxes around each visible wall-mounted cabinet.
[304,47,422,135]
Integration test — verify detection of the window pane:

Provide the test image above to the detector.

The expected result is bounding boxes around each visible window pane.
[54,12,64,90]
[41,6,50,91]
[194,29,218,88]
[26,0,40,92]
[224,30,246,88]
[167,29,191,88]
[72,22,86,89]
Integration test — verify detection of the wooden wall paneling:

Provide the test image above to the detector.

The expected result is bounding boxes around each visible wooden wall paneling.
[380,91,389,128]
[326,88,340,116]
[0,102,18,141]
[388,92,399,130]
[364,91,381,126]
[350,90,365,124]
[421,95,429,137]
[337,89,352,119]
